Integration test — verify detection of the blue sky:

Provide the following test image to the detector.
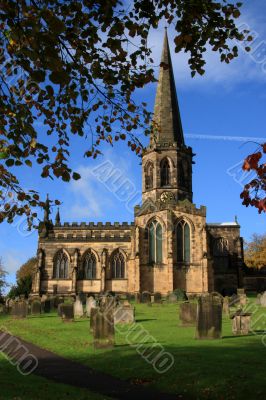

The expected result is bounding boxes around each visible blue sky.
[1,0,266,288]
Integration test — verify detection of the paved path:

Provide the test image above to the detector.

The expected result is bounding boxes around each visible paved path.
[0,331,185,400]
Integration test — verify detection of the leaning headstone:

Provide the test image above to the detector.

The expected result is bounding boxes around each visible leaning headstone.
[61,304,74,322]
[86,296,96,317]
[92,302,115,349]
[231,310,252,335]
[12,301,28,319]
[168,292,177,303]
[179,302,197,327]
[141,291,151,304]
[195,294,222,340]
[154,292,162,304]
[74,298,84,318]
[260,292,266,307]
[114,301,135,324]
[222,296,230,316]
[31,301,41,315]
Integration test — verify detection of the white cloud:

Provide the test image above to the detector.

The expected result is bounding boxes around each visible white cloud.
[66,149,139,221]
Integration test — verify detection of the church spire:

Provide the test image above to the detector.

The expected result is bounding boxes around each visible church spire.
[152,29,185,147]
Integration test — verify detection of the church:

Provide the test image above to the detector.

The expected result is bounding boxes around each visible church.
[32,31,244,298]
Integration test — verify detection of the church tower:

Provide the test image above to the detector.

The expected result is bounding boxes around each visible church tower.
[142,29,194,205]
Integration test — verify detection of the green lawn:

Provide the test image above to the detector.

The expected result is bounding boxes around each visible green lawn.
[0,352,113,400]
[1,299,266,400]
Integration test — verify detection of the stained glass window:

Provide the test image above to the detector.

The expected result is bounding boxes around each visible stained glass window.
[176,221,190,263]
[83,251,96,279]
[148,221,163,263]
[111,251,125,278]
[53,251,69,279]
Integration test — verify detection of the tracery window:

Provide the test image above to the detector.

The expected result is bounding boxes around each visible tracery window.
[148,220,163,263]
[160,158,170,187]
[111,250,126,279]
[176,221,190,263]
[53,251,69,279]
[83,250,97,279]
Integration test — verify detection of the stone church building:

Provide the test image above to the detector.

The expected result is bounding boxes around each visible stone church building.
[32,32,244,298]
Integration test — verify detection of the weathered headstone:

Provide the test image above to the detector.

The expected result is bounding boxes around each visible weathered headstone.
[239,294,247,307]
[42,299,51,313]
[61,304,74,322]
[256,293,261,305]
[222,296,230,316]
[31,301,41,315]
[168,292,177,303]
[114,301,135,324]
[195,294,222,340]
[92,302,115,349]
[154,292,162,304]
[179,302,197,327]
[74,298,84,318]
[237,288,245,295]
[90,307,98,333]
[231,310,252,335]
[140,291,151,303]
[260,292,266,307]
[86,296,96,317]
[12,301,28,319]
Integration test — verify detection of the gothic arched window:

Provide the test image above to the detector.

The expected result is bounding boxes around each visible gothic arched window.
[148,220,163,263]
[145,162,154,190]
[111,250,126,279]
[176,221,190,263]
[160,158,170,187]
[83,250,97,279]
[53,251,69,279]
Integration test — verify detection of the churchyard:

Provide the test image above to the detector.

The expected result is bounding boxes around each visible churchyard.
[1,293,266,400]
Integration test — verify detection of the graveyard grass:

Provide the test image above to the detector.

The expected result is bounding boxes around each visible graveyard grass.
[1,297,266,400]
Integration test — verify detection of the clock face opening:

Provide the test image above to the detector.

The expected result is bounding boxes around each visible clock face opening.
[160,191,175,202]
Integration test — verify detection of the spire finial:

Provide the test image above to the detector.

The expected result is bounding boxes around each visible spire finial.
[55,207,61,225]
[43,194,51,223]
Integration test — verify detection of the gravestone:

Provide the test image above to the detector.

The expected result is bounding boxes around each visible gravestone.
[237,288,245,295]
[141,291,151,304]
[260,292,266,307]
[12,301,28,319]
[86,296,96,317]
[90,307,98,333]
[195,294,222,340]
[231,310,252,335]
[222,296,230,316]
[135,293,141,303]
[92,303,115,349]
[154,292,162,304]
[239,294,247,307]
[114,301,135,324]
[168,292,177,303]
[42,299,51,313]
[256,294,261,305]
[74,298,84,318]
[31,301,41,315]
[57,303,63,317]
[0,304,6,314]
[61,304,74,322]
[179,302,197,327]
